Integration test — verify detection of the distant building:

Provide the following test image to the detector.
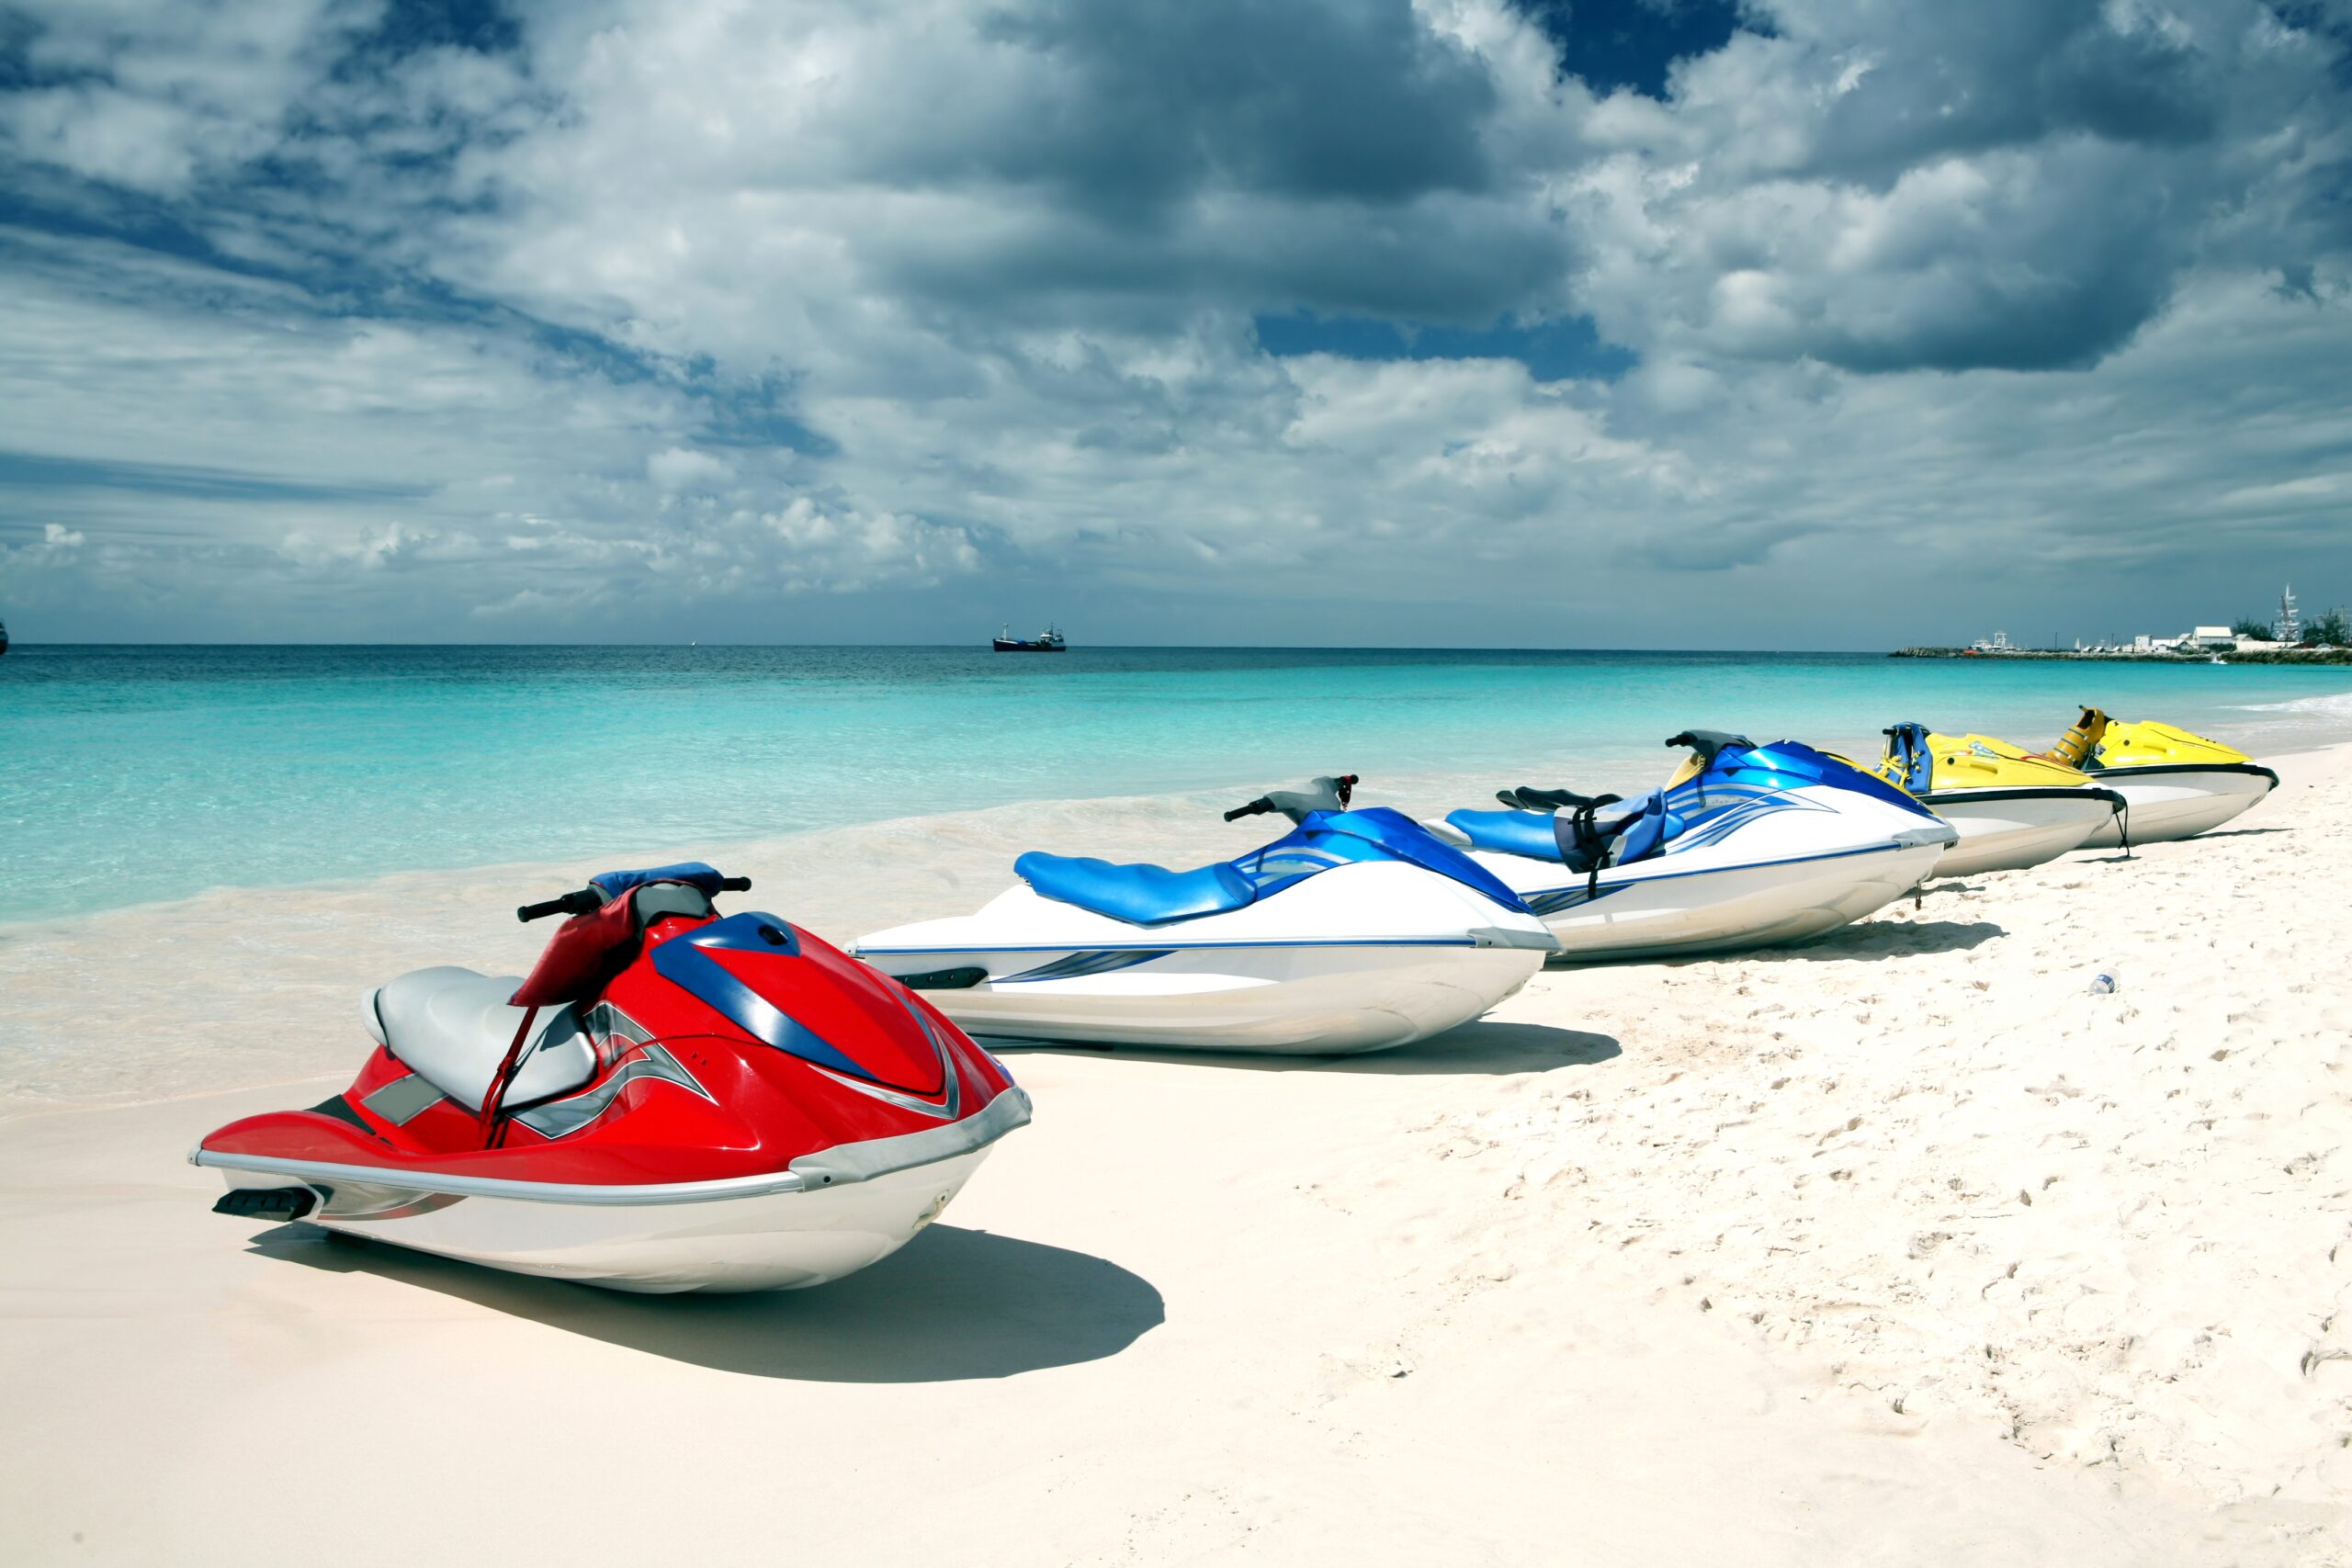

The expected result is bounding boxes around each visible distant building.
[2189,626,2234,649]
[1971,630,2013,652]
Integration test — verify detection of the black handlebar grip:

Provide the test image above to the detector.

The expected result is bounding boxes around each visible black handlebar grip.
[718,876,752,892]
[1223,797,1275,822]
[516,888,602,923]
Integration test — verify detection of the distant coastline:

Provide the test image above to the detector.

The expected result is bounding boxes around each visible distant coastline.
[1892,646,2352,665]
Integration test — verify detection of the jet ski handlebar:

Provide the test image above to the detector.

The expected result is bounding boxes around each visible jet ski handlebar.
[1664,729,1752,763]
[517,889,602,922]
[517,876,751,922]
[1223,773,1358,824]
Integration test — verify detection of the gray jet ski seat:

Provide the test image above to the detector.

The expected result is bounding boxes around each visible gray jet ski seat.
[364,966,596,1112]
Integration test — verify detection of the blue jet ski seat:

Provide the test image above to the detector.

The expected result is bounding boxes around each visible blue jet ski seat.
[1443,808,1562,862]
[1451,790,1681,870]
[1013,852,1258,927]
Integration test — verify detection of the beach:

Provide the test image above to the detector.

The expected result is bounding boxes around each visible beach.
[12,0,2352,1558]
[4,741,2346,1564]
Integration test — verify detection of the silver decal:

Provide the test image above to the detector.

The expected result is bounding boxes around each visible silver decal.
[192,1086,1033,1203]
[511,1040,714,1141]
[800,994,964,1121]
[360,1074,447,1126]
[320,1179,464,1222]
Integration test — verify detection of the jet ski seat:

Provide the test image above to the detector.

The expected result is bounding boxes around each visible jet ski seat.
[1442,809,1563,862]
[1449,788,1680,870]
[1014,852,1258,927]
[366,966,596,1112]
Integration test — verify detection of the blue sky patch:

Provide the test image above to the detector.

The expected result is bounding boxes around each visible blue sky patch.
[1514,0,1748,99]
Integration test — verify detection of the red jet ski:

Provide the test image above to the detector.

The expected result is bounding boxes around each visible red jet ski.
[193,863,1032,1292]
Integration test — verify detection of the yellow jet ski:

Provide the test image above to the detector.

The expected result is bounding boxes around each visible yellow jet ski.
[1871,724,2125,876]
[1996,709,2278,846]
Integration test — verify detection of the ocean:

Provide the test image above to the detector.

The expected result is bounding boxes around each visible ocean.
[7,643,2352,923]
[6,642,2352,1111]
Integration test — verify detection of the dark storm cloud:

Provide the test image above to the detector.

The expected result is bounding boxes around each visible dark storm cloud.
[1583,0,2352,374]
[866,187,1577,332]
[1800,0,2225,181]
[972,0,1500,207]
[1791,144,2189,373]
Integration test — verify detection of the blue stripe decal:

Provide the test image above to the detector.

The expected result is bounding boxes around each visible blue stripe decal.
[863,936,1479,958]
[1523,883,1628,916]
[1518,838,1923,904]
[998,948,1176,983]
[651,912,876,1083]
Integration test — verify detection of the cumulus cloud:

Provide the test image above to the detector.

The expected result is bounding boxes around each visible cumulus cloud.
[646,447,735,493]
[1,0,2349,645]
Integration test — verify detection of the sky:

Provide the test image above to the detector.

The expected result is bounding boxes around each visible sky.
[1,0,2349,649]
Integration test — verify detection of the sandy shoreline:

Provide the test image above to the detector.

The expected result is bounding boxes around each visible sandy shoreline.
[4,746,2348,1563]
[6,731,2347,1118]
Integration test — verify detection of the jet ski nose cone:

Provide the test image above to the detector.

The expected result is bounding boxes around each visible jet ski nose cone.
[1486,921,1565,953]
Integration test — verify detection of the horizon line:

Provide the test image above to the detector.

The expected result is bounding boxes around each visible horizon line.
[3,639,1892,656]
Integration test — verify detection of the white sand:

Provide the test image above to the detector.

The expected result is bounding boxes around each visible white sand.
[3,748,2347,1564]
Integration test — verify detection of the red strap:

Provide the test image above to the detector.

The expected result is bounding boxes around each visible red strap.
[476,1005,541,1148]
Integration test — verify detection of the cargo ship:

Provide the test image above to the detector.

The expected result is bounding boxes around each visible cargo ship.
[992,623,1067,652]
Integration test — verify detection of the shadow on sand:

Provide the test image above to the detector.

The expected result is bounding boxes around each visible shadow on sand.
[2168,826,2291,840]
[1735,919,2006,963]
[991,1020,1621,1077]
[2078,826,2291,862]
[248,1221,1162,1382]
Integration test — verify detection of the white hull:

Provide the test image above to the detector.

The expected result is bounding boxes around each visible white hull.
[1919,788,2120,876]
[197,1090,1029,1293]
[1485,840,1948,962]
[888,944,1544,1053]
[855,860,1555,1055]
[1429,774,1956,964]
[2077,766,2277,847]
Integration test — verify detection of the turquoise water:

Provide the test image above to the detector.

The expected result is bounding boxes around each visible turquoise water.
[6,644,2351,919]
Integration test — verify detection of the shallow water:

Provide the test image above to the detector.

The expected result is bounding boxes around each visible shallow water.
[8,643,2351,920]
[6,645,2351,1112]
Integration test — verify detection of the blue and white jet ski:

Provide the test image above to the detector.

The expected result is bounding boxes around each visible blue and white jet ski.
[853,776,1558,1055]
[1425,732,1957,963]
